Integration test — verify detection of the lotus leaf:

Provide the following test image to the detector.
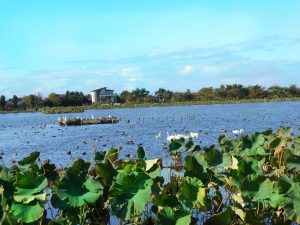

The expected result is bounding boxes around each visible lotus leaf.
[109,170,153,220]
[56,177,102,207]
[15,172,48,197]
[11,201,44,223]
[204,146,222,166]
[18,151,40,166]
[137,146,145,160]
[179,177,207,209]
[94,151,106,161]
[284,192,300,223]
[157,207,191,225]
[204,206,234,225]
[240,174,265,197]
[169,138,185,155]
[105,147,120,163]
[96,159,117,186]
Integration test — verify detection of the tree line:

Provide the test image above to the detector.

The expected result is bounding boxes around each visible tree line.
[1,84,300,111]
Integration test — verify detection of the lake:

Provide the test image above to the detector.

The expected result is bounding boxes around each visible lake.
[1,101,300,166]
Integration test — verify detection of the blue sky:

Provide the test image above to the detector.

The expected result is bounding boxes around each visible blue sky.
[0,0,300,97]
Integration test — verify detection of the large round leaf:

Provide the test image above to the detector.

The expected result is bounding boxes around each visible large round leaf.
[11,201,44,223]
[157,207,191,225]
[204,206,234,225]
[179,177,206,209]
[109,170,153,220]
[56,178,103,207]
[284,184,300,223]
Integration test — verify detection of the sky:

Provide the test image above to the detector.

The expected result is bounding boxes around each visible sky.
[0,0,300,97]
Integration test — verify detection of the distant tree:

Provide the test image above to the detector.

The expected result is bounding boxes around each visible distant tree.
[119,90,134,103]
[215,85,227,99]
[287,85,300,97]
[197,87,214,100]
[0,95,6,110]
[248,85,265,98]
[267,86,286,98]
[22,94,40,109]
[12,95,19,109]
[131,88,149,103]
[183,89,195,101]
[47,93,63,106]
[63,91,85,106]
[155,88,173,102]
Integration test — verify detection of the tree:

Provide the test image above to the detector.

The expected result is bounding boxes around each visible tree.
[131,88,149,103]
[47,93,63,106]
[197,87,214,100]
[248,85,265,99]
[63,91,85,106]
[0,95,6,110]
[12,95,19,109]
[155,88,173,102]
[287,85,300,97]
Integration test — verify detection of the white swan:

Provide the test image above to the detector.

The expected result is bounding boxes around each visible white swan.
[232,129,244,135]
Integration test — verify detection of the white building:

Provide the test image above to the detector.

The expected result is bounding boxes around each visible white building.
[91,87,117,104]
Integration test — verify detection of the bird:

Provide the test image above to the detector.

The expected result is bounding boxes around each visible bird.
[232,129,244,135]
[155,132,161,139]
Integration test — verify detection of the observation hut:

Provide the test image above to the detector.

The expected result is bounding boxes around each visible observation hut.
[91,87,117,104]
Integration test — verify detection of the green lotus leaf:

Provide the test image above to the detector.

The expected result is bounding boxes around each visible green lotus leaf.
[278,175,293,194]
[11,201,44,223]
[184,154,205,177]
[14,193,46,204]
[169,139,185,155]
[109,170,153,220]
[153,187,179,208]
[204,146,222,166]
[157,207,191,225]
[65,158,90,178]
[268,137,282,149]
[218,135,236,153]
[252,178,284,203]
[15,172,48,198]
[179,177,207,209]
[284,192,300,223]
[240,174,265,197]
[221,153,238,170]
[204,206,234,225]
[94,151,106,161]
[96,159,117,186]
[56,177,103,207]
[285,153,300,170]
[0,166,14,183]
[186,140,201,153]
[237,158,260,177]
[137,146,145,160]
[105,147,120,163]
[276,127,292,139]
[252,133,265,147]
[18,151,40,166]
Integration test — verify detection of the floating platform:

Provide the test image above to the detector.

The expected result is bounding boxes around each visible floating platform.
[58,116,119,126]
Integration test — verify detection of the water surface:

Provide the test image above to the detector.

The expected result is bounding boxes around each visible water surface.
[0,101,300,165]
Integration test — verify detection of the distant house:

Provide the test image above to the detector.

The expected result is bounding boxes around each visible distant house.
[91,87,117,104]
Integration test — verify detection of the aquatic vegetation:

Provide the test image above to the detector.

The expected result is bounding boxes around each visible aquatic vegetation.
[0,127,300,224]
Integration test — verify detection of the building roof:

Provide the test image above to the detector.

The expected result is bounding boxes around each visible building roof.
[91,87,114,92]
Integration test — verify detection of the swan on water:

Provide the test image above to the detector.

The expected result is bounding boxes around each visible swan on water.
[232,129,244,135]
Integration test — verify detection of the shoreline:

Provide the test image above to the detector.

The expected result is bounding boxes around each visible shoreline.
[1,97,300,114]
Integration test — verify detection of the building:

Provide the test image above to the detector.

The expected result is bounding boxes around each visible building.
[91,87,117,104]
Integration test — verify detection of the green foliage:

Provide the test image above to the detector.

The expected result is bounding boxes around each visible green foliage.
[0,127,300,224]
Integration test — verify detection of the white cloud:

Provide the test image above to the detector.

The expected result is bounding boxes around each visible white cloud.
[181,65,193,74]
[121,67,140,81]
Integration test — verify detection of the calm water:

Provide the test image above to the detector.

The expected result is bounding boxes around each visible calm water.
[1,101,300,166]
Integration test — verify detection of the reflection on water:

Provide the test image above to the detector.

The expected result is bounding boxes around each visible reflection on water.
[0,101,300,165]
